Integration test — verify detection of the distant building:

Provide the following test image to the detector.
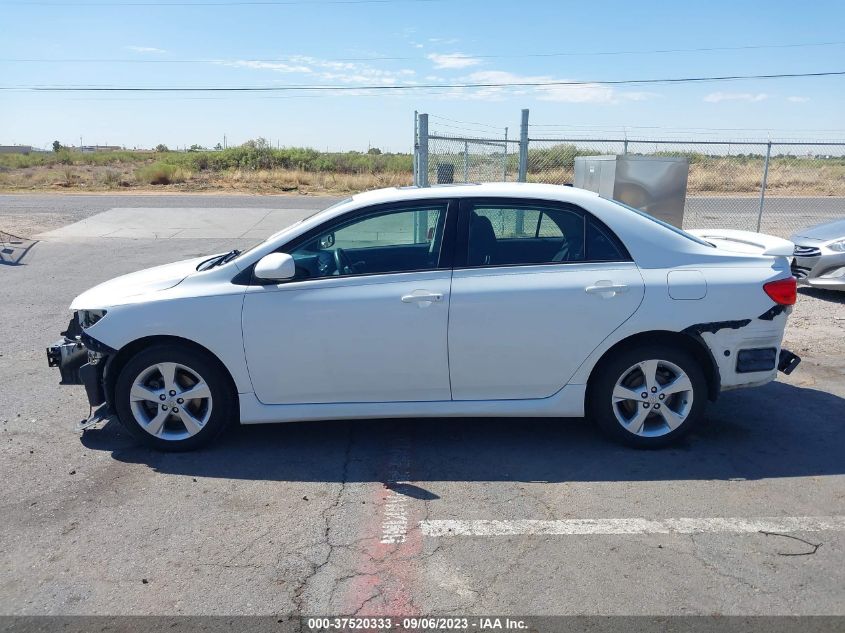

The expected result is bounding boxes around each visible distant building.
[0,145,33,154]
[80,145,123,153]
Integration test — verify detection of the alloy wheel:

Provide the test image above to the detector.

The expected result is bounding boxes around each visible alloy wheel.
[129,362,213,441]
[611,359,694,437]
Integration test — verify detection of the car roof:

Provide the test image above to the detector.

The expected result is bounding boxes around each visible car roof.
[350,182,601,206]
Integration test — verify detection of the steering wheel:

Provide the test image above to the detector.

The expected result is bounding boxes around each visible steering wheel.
[333,248,353,275]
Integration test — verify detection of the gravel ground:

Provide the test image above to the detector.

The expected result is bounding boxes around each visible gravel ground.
[783,288,845,383]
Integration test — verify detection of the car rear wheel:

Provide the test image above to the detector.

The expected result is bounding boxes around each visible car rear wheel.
[589,343,707,448]
[114,343,236,451]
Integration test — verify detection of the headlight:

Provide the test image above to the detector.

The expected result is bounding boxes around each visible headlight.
[78,309,108,328]
[828,239,845,253]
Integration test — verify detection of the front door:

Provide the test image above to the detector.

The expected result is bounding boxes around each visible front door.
[242,201,455,405]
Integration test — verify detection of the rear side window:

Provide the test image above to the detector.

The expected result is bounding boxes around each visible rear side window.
[465,202,628,267]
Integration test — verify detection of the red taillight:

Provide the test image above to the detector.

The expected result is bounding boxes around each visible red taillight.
[763,277,797,306]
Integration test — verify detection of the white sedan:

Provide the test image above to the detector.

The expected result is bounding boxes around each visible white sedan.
[48,183,800,450]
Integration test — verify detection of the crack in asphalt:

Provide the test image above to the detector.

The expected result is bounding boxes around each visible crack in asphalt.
[292,423,356,613]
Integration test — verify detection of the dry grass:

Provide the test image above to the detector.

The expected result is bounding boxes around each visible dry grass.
[528,161,845,196]
[0,159,841,196]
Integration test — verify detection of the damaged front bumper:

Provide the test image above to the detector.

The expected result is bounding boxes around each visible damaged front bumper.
[46,315,115,407]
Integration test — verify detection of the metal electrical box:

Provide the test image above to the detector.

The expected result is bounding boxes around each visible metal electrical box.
[574,155,689,228]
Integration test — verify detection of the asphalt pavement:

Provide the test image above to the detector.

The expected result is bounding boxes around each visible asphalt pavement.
[1,193,843,238]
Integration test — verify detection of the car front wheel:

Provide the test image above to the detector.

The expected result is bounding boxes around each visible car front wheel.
[114,343,236,451]
[589,344,707,448]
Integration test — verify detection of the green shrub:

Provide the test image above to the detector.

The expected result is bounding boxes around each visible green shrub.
[135,162,187,185]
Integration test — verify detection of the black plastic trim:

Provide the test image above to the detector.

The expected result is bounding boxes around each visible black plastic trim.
[736,347,777,373]
[80,331,117,355]
[80,362,106,406]
[683,319,751,336]
[758,304,787,321]
[778,349,802,375]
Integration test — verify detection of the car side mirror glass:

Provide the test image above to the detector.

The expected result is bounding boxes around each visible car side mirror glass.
[254,252,296,282]
[319,232,335,249]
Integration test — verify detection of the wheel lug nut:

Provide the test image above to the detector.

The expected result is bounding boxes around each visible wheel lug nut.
[172,407,179,413]
[161,405,168,410]
[659,394,665,400]
[641,392,648,399]
[169,390,177,396]
[177,398,184,404]
[651,387,657,393]
[159,394,166,401]
[642,402,649,409]
[654,403,661,409]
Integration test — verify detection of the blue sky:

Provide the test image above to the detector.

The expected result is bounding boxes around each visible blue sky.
[1,0,844,151]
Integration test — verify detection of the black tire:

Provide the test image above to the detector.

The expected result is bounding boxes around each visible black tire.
[114,343,237,451]
[588,343,707,448]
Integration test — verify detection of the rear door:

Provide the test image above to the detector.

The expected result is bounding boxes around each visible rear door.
[448,198,645,400]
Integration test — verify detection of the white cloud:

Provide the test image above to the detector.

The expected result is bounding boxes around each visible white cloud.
[222,60,312,73]
[704,92,768,103]
[449,70,658,104]
[787,95,810,103]
[427,52,483,69]
[125,45,166,54]
[221,55,416,86]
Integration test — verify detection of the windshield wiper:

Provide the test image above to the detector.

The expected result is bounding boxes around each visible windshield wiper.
[196,249,241,271]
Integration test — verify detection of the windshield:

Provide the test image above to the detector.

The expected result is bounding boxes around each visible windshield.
[233,197,354,262]
[612,200,714,248]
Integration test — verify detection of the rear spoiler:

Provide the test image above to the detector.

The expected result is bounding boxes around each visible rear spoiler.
[686,229,794,257]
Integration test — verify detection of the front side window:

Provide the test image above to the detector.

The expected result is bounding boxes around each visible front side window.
[466,204,587,267]
[288,204,446,279]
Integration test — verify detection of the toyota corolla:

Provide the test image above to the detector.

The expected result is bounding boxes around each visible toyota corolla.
[48,183,800,450]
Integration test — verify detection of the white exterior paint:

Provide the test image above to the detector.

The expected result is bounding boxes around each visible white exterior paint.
[448,262,644,400]
[242,270,452,404]
[69,183,796,425]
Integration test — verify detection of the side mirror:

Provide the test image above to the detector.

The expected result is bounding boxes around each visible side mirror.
[254,252,295,282]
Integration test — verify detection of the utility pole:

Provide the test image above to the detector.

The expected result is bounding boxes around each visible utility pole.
[517,108,529,182]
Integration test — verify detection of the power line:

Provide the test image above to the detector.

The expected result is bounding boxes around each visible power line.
[4,40,844,64]
[5,70,844,92]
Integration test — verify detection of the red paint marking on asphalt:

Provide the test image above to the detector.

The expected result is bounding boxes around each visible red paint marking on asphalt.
[342,429,423,616]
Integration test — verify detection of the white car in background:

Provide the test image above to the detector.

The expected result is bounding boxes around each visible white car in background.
[48,183,800,450]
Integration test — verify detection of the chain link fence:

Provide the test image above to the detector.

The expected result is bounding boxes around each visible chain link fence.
[417,114,845,238]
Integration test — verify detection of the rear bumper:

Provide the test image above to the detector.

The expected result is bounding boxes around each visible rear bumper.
[694,311,796,392]
[47,333,112,407]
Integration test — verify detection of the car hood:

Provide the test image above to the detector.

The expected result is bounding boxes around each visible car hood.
[70,254,213,309]
[791,219,845,242]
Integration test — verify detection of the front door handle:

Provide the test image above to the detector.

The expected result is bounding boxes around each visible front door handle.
[401,291,443,304]
[585,281,628,298]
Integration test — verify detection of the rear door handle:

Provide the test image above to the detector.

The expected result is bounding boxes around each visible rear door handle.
[585,282,628,298]
[401,291,443,303]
